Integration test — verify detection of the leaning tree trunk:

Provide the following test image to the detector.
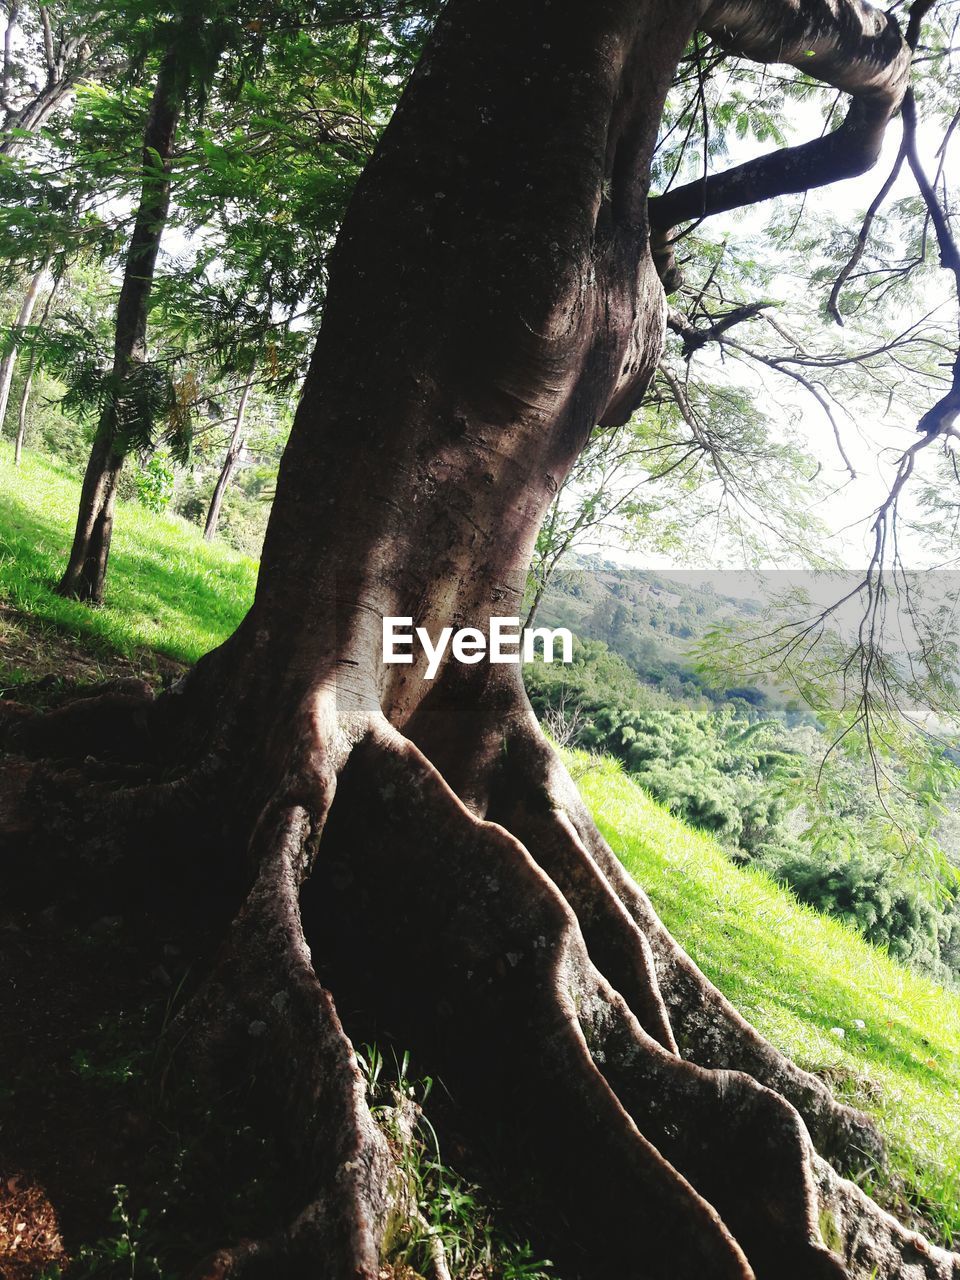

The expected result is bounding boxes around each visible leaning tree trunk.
[203,366,256,541]
[56,44,188,603]
[12,259,63,465]
[0,257,47,434]
[2,2,955,1278]
[13,311,42,466]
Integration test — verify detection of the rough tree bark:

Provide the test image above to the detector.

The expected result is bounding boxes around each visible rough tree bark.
[203,366,256,542]
[3,1,957,1278]
[56,40,189,602]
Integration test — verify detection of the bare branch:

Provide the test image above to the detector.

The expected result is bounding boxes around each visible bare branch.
[649,0,912,291]
[720,334,859,478]
[901,85,960,435]
[827,134,907,325]
[0,0,20,117]
[666,300,769,356]
[39,6,55,81]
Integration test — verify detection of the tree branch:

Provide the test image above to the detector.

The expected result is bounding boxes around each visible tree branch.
[901,86,960,435]
[666,299,769,355]
[826,133,907,325]
[823,0,935,325]
[0,0,20,117]
[39,6,55,82]
[648,0,912,291]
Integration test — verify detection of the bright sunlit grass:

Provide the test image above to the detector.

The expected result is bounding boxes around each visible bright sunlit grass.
[569,750,960,1246]
[0,444,256,664]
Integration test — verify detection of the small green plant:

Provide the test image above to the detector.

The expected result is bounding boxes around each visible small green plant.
[131,450,176,514]
[357,1045,554,1280]
[69,1184,164,1279]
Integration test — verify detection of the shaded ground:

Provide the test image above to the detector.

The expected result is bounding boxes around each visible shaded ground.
[0,882,300,1279]
[0,612,284,1279]
[0,824,544,1280]
[0,614,545,1279]
[0,907,177,1278]
[0,603,185,707]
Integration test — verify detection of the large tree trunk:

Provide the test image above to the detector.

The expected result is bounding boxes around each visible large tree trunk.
[203,367,256,541]
[3,2,955,1278]
[56,43,188,603]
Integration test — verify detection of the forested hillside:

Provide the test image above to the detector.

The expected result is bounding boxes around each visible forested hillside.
[529,563,960,985]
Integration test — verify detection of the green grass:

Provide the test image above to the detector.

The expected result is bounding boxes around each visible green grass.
[0,444,256,664]
[1,449,959,1247]
[570,750,960,1246]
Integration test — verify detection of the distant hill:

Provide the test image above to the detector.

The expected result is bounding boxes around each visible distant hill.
[535,556,814,725]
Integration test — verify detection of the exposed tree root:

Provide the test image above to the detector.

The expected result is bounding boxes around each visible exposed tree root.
[494,711,887,1173]
[0,678,158,763]
[320,726,758,1280]
[308,724,960,1278]
[176,802,396,1280]
[814,1159,960,1280]
[4,687,960,1279]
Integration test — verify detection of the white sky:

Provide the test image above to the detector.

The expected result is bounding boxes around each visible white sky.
[621,91,959,574]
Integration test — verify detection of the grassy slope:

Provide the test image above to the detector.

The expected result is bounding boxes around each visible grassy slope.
[1,451,958,1246]
[0,446,256,667]
[573,752,960,1244]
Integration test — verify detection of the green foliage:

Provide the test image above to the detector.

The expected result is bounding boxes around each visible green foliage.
[696,595,960,876]
[765,846,954,973]
[358,1045,553,1280]
[65,1184,164,1279]
[0,0,440,592]
[132,449,176,513]
[527,633,960,982]
[5,294,204,468]
[526,637,800,846]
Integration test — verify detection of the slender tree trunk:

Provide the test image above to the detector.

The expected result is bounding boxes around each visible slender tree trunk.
[0,260,46,435]
[12,259,63,466]
[56,44,189,603]
[13,344,36,466]
[3,3,951,1278]
[523,575,549,633]
[524,542,575,631]
[203,367,256,542]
